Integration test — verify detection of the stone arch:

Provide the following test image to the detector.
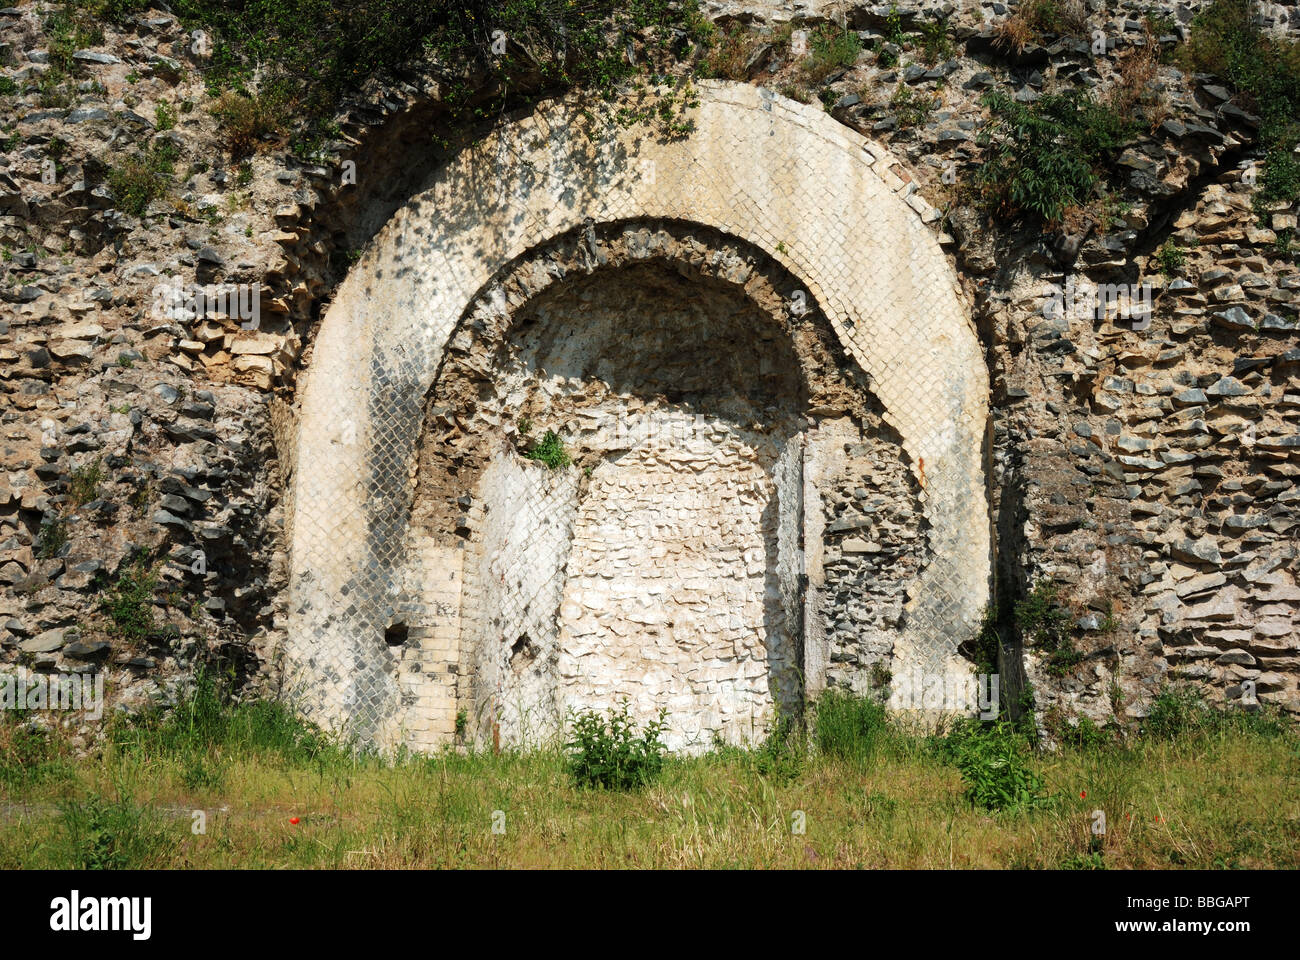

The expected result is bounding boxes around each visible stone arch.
[421,220,925,751]
[285,80,990,752]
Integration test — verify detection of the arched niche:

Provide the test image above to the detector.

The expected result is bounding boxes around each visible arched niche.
[284,81,990,752]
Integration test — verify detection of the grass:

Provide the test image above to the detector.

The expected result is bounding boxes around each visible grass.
[54,796,170,869]
[813,690,893,764]
[873,3,908,70]
[0,720,75,789]
[74,0,153,21]
[1109,24,1164,123]
[0,682,1294,869]
[1141,686,1292,741]
[107,141,181,216]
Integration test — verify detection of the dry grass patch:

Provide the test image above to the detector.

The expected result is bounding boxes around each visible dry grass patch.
[994,0,1089,54]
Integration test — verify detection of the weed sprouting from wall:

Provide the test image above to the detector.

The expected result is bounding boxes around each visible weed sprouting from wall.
[1015,581,1081,676]
[524,429,571,470]
[69,459,104,505]
[99,552,161,641]
[37,516,69,560]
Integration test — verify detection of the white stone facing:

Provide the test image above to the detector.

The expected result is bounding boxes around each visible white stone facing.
[556,431,793,752]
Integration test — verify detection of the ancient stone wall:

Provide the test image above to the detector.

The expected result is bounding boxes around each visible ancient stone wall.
[4,0,1296,754]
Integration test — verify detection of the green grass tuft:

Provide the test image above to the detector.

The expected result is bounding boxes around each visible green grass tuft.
[813,689,892,764]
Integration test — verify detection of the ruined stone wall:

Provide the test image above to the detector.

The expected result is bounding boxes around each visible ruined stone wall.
[810,417,930,696]
[3,0,1296,754]
[938,3,1300,727]
[443,259,808,750]
[983,174,1300,727]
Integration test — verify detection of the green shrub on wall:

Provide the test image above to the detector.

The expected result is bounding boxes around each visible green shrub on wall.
[524,429,571,470]
[977,88,1135,225]
[1014,580,1082,676]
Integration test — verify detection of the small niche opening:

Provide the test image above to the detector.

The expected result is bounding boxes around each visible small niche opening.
[385,622,409,647]
[509,633,537,671]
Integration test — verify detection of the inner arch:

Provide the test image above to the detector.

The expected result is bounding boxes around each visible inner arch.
[419,260,812,749]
